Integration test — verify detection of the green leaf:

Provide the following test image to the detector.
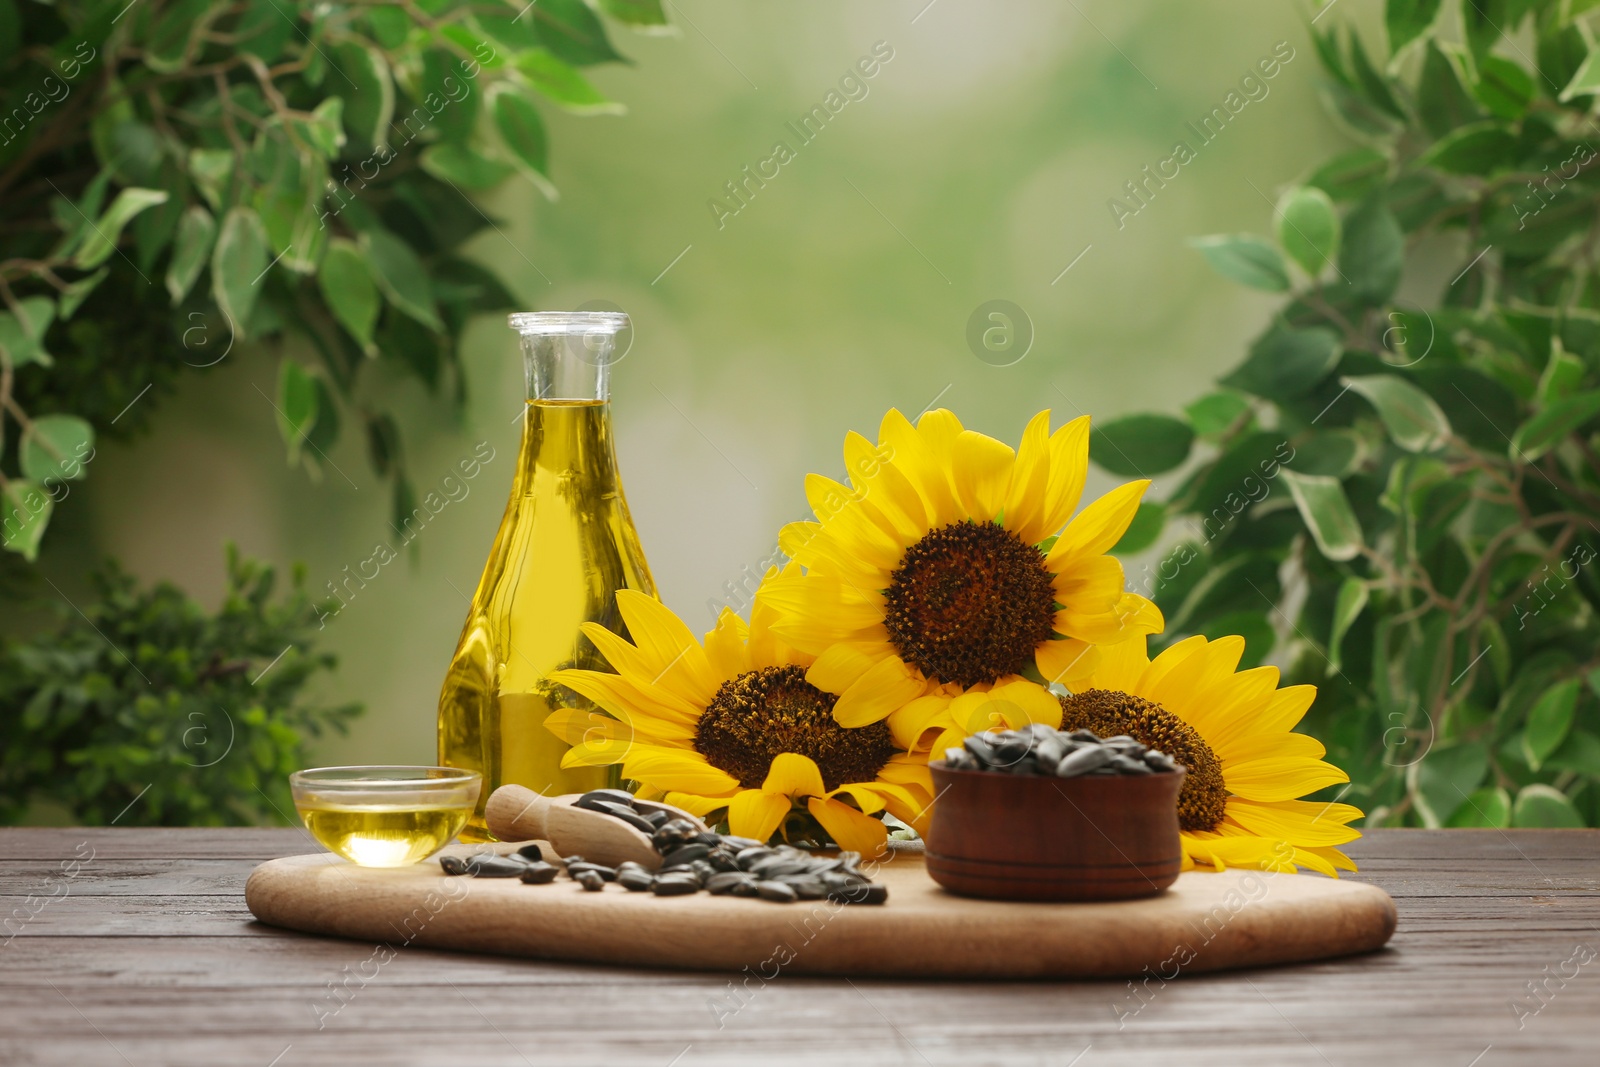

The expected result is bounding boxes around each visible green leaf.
[20,415,94,483]
[166,206,216,305]
[493,89,551,178]
[1089,414,1194,477]
[1512,784,1583,828]
[1474,55,1534,120]
[598,0,670,30]
[1416,41,1481,139]
[1558,44,1600,102]
[1347,28,1405,120]
[1509,390,1600,461]
[1409,741,1488,827]
[1111,502,1165,556]
[318,239,380,353]
[516,49,625,114]
[1341,375,1452,452]
[0,480,53,561]
[1536,344,1586,407]
[211,206,270,338]
[276,359,319,462]
[1183,391,1250,439]
[146,0,214,73]
[1385,0,1442,56]
[420,143,515,191]
[1281,470,1364,562]
[418,50,481,144]
[1276,187,1341,277]
[1546,729,1600,779]
[1195,610,1275,670]
[73,188,169,269]
[294,97,347,158]
[1221,327,1341,401]
[1328,577,1368,675]
[332,42,394,150]
[0,296,55,366]
[533,0,627,65]
[1446,786,1511,827]
[188,148,234,212]
[1286,430,1359,476]
[1338,195,1404,305]
[57,268,108,320]
[1420,121,1520,175]
[1523,677,1580,771]
[1188,235,1288,292]
[361,228,443,331]
[1307,148,1390,202]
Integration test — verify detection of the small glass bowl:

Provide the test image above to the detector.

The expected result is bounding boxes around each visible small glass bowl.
[289,766,482,868]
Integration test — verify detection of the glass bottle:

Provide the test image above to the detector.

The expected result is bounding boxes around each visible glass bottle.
[438,312,654,840]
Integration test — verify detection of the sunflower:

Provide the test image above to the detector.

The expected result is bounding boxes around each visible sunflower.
[544,574,931,857]
[762,408,1164,730]
[1051,633,1363,876]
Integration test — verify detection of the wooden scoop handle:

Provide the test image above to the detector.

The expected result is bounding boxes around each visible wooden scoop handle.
[484,784,555,843]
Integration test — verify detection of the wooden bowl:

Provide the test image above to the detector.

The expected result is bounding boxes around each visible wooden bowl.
[924,761,1186,902]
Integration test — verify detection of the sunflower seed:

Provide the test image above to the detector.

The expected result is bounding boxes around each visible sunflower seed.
[576,788,639,810]
[830,882,888,905]
[1055,745,1114,778]
[651,876,700,896]
[660,843,712,868]
[519,861,559,884]
[1144,750,1177,771]
[617,868,655,892]
[1066,729,1101,743]
[706,871,757,895]
[756,881,798,903]
[439,855,469,876]
[461,856,528,878]
[963,735,998,764]
[565,861,617,881]
[514,844,544,862]
[651,819,701,852]
[1110,754,1152,775]
[720,836,764,851]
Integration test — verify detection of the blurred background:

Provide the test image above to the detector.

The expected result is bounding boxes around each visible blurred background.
[34,0,1351,769]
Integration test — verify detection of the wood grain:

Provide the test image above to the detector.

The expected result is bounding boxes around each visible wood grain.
[2,828,1597,1067]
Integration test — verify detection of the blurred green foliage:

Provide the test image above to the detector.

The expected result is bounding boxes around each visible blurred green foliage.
[0,546,360,825]
[0,0,664,561]
[1105,0,1600,829]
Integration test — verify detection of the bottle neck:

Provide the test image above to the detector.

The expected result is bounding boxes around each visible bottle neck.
[521,330,613,402]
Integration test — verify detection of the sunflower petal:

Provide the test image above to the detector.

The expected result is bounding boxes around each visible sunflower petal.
[1223,757,1349,802]
[1083,634,1150,693]
[1047,479,1150,568]
[614,590,721,705]
[807,795,888,857]
[887,693,955,751]
[831,654,929,727]
[915,408,964,464]
[763,752,826,798]
[1004,410,1055,543]
[845,430,927,540]
[702,608,752,680]
[1039,415,1091,535]
[807,640,893,695]
[1224,797,1363,847]
[804,474,906,570]
[760,572,883,652]
[1055,593,1164,645]
[880,409,962,528]
[728,788,792,843]
[1052,554,1125,615]
[951,430,1015,522]
[559,738,638,768]
[621,745,743,796]
[1035,637,1100,688]
[664,790,739,818]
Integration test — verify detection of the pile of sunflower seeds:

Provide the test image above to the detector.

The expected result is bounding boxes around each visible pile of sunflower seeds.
[941,724,1180,778]
[439,789,887,905]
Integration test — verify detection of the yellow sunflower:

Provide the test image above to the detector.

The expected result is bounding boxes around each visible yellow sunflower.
[544,574,931,857]
[1050,633,1364,876]
[762,408,1164,730]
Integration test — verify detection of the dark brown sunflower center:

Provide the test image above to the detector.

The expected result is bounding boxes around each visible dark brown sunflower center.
[694,665,894,792]
[882,520,1057,688]
[1058,688,1227,832]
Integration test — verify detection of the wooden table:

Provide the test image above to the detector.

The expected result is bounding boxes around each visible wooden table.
[1,828,1596,1066]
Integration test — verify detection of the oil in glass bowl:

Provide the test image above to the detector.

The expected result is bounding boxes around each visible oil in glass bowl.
[289,767,482,868]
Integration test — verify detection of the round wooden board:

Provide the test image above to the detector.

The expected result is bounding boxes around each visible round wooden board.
[245,843,1396,979]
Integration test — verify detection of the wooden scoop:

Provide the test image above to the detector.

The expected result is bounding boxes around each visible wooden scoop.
[484,784,708,871]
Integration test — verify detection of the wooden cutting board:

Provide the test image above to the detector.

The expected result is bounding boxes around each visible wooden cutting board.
[245,842,1396,979]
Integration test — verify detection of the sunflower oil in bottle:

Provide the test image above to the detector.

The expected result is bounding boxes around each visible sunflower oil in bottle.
[438,313,654,841]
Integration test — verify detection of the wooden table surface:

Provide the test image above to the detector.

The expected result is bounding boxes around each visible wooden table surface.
[1,828,1596,1066]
